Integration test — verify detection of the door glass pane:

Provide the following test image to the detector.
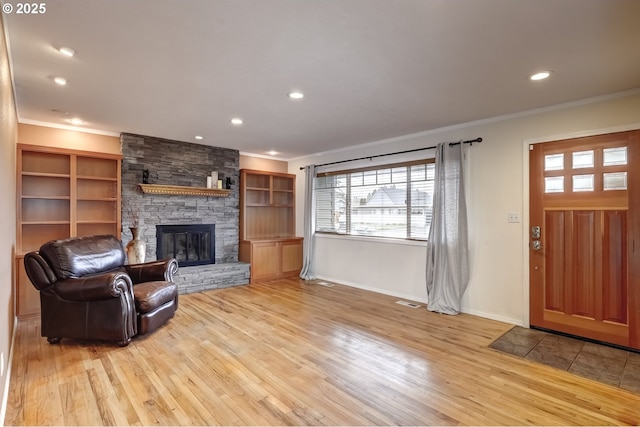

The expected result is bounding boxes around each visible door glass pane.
[603,172,627,190]
[544,154,564,171]
[603,147,627,166]
[572,174,594,192]
[544,176,564,193]
[572,150,594,169]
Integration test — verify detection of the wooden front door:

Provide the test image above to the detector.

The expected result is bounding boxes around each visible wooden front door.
[529,130,640,349]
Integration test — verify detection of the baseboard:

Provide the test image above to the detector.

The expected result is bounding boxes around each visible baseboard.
[461,308,523,326]
[315,275,428,305]
[0,316,18,427]
[314,275,523,326]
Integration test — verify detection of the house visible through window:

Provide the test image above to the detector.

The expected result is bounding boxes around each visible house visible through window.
[315,160,435,240]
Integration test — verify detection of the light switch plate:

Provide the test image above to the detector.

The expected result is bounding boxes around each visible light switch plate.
[508,212,521,223]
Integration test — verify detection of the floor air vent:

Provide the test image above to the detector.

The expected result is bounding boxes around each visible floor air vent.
[315,281,335,287]
[396,300,421,308]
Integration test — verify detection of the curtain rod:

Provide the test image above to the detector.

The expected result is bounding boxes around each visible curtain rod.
[299,137,482,170]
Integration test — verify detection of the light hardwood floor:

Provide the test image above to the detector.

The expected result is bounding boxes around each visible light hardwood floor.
[6,278,640,425]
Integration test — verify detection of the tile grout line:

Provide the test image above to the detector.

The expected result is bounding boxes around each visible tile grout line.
[565,341,586,372]
[523,331,548,359]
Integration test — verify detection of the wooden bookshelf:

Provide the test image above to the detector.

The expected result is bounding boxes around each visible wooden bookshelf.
[239,169,302,282]
[16,144,122,316]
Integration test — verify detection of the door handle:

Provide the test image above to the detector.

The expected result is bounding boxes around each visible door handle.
[531,226,541,239]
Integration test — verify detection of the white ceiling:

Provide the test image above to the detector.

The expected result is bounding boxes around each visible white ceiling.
[3,0,640,159]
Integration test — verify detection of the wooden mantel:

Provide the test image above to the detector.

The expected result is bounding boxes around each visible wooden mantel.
[138,183,231,197]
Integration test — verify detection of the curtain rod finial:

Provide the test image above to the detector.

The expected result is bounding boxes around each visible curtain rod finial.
[469,137,483,146]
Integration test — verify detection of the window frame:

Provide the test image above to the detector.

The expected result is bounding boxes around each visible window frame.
[314,158,435,242]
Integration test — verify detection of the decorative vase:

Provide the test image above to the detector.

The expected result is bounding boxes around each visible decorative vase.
[126,227,146,264]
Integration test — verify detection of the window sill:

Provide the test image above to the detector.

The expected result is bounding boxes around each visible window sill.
[314,232,427,247]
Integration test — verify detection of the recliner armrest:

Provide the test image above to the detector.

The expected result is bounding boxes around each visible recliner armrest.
[53,271,134,301]
[24,252,57,290]
[124,258,179,283]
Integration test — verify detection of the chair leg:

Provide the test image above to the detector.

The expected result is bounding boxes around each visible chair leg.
[47,337,62,344]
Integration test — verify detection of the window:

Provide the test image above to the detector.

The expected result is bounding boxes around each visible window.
[315,160,435,240]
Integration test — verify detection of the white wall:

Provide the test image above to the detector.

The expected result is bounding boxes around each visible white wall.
[0,14,18,425]
[289,91,640,325]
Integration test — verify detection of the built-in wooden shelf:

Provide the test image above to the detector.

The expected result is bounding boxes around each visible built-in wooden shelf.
[239,169,302,283]
[17,144,122,317]
[138,183,231,197]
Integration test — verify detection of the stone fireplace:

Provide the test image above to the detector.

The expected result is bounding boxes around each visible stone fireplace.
[121,133,249,293]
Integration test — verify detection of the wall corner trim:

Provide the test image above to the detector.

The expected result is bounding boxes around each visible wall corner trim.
[0,316,18,426]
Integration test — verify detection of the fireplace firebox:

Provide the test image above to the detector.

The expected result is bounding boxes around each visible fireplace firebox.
[156,224,215,267]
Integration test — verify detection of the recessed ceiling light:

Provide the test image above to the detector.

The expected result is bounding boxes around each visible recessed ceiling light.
[530,71,551,81]
[54,77,67,86]
[288,91,304,99]
[58,47,75,57]
[230,118,243,125]
[267,150,279,156]
[195,135,203,140]
[67,118,84,125]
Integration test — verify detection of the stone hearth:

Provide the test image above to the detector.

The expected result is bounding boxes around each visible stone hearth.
[121,133,249,293]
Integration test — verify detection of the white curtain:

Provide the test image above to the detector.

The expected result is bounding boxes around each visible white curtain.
[425,142,469,314]
[299,164,316,280]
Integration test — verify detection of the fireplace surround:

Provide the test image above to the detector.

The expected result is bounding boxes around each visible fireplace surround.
[121,133,249,293]
[156,224,215,267]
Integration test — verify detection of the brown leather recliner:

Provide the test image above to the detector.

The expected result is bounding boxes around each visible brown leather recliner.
[24,234,179,346]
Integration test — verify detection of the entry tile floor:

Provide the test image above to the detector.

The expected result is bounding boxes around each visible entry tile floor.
[490,326,640,394]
